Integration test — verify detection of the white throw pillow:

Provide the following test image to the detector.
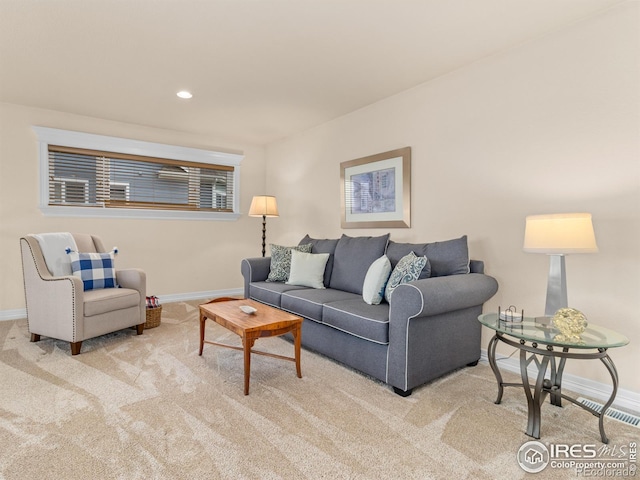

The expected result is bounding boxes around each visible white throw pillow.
[32,232,78,277]
[362,255,391,305]
[286,250,330,289]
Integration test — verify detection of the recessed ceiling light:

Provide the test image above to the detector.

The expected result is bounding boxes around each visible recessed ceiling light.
[177,91,193,99]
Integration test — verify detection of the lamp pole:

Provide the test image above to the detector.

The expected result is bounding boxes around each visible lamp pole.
[261,214,267,257]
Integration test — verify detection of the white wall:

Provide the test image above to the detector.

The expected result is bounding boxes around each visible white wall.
[265,3,640,393]
[0,103,266,312]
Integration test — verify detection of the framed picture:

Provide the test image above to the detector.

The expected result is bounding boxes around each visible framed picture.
[340,147,411,229]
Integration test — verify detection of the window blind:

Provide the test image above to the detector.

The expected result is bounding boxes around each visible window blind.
[48,145,235,212]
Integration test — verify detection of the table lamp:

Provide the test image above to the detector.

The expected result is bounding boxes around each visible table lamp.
[523,213,598,316]
[248,195,279,257]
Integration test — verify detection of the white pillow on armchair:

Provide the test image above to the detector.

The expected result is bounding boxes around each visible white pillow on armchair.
[32,232,78,276]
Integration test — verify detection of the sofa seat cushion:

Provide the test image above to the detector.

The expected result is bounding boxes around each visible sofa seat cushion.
[322,299,390,344]
[84,287,140,317]
[249,281,308,308]
[281,288,360,323]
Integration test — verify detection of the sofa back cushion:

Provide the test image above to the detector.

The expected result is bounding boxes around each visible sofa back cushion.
[386,241,431,279]
[426,235,470,276]
[386,235,470,278]
[329,233,390,295]
[299,235,339,287]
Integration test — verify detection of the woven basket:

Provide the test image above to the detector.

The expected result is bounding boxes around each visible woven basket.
[145,306,162,329]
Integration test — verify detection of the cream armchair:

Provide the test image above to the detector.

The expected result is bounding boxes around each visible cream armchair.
[20,233,146,355]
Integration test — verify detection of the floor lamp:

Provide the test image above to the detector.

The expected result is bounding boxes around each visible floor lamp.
[248,195,279,257]
[523,213,598,317]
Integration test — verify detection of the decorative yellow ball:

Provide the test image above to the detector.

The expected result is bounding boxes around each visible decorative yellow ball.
[552,308,588,337]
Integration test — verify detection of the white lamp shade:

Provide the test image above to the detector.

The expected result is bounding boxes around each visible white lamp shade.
[523,213,598,254]
[248,195,279,217]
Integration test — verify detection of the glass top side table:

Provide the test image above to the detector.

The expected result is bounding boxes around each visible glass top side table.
[478,313,629,443]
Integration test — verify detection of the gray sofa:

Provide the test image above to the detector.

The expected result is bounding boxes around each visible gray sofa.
[241,233,498,396]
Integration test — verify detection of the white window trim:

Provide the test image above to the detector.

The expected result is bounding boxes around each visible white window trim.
[33,126,243,221]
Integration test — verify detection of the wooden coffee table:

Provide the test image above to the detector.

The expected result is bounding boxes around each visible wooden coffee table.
[199,298,303,395]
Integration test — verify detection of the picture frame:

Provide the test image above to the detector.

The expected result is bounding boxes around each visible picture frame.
[340,147,411,229]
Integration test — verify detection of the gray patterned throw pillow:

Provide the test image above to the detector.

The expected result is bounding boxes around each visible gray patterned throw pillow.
[266,243,313,282]
[384,251,428,302]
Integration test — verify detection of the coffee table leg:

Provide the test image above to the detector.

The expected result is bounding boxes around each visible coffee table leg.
[293,323,302,378]
[199,313,206,356]
[243,335,256,395]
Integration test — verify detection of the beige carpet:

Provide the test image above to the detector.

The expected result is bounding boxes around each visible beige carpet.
[0,301,637,479]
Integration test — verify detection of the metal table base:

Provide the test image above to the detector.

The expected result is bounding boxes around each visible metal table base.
[487,332,619,444]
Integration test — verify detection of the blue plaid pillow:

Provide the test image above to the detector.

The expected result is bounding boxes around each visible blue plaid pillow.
[66,248,118,291]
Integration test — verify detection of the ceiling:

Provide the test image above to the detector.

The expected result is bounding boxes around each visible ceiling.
[0,0,625,146]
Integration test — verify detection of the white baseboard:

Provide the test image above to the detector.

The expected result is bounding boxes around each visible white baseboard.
[0,308,28,321]
[0,288,244,322]
[480,350,640,415]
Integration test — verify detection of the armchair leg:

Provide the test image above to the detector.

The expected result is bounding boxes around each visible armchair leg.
[70,342,82,355]
[30,333,41,342]
[136,324,144,335]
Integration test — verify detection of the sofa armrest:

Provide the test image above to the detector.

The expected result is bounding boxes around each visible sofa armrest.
[390,273,499,320]
[241,257,272,298]
[241,257,271,281]
[386,273,498,393]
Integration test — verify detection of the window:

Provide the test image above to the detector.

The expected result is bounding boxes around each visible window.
[47,146,234,211]
[34,127,243,220]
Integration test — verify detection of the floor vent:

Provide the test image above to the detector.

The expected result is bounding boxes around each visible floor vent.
[577,397,640,428]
